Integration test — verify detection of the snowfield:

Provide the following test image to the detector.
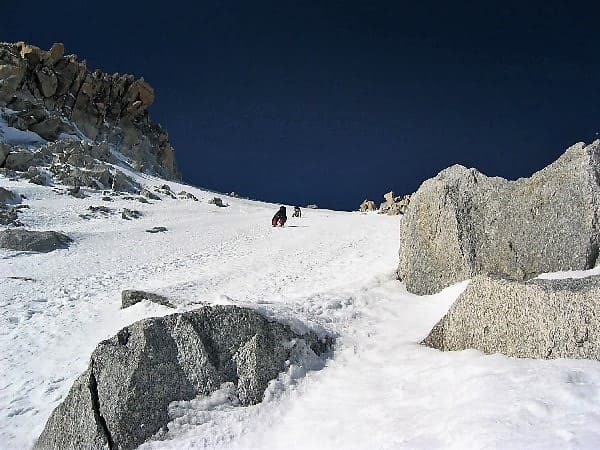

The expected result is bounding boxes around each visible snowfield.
[2,173,600,449]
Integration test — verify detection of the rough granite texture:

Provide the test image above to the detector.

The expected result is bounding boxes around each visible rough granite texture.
[0,229,72,252]
[423,275,600,359]
[398,141,600,294]
[0,41,178,179]
[121,289,173,308]
[34,306,331,450]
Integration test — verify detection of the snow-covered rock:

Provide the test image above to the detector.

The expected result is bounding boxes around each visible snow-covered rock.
[423,274,600,360]
[399,141,600,294]
[34,306,331,450]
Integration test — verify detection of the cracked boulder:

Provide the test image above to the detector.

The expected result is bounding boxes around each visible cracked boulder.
[34,306,332,450]
[0,229,72,252]
[398,141,600,294]
[423,275,600,360]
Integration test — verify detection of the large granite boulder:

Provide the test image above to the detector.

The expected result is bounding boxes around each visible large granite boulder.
[35,306,331,450]
[423,275,600,360]
[0,42,179,179]
[0,229,72,252]
[398,141,600,295]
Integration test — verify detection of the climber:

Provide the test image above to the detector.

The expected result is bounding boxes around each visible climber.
[272,206,287,227]
[292,206,302,218]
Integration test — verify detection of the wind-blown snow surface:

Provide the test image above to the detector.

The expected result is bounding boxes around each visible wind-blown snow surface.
[2,175,600,449]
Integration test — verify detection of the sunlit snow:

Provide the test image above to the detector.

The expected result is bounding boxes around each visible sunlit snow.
[1,170,600,449]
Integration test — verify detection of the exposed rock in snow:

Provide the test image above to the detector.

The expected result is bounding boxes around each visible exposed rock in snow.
[154,184,176,199]
[121,208,142,220]
[0,205,22,226]
[146,226,168,233]
[0,229,72,252]
[423,275,600,360]
[34,306,331,450]
[398,141,600,294]
[140,188,161,200]
[0,41,179,179]
[121,289,173,308]
[25,166,51,185]
[359,199,376,212]
[208,197,227,207]
[0,187,21,205]
[66,185,86,198]
[177,190,199,201]
[378,191,410,215]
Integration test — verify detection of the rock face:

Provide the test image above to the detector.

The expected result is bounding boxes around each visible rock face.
[398,141,600,295]
[35,306,331,450]
[0,41,178,179]
[423,275,600,360]
[0,229,72,252]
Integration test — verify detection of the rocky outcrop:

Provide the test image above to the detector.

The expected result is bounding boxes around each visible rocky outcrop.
[359,199,376,212]
[378,191,410,215]
[35,306,331,450]
[0,229,72,252]
[423,275,600,360]
[398,141,600,295]
[0,41,178,179]
[14,140,143,193]
[121,289,173,308]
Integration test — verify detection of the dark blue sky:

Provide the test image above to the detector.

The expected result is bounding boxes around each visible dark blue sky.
[3,1,600,210]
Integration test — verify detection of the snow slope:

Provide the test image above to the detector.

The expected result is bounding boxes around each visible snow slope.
[2,174,600,449]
